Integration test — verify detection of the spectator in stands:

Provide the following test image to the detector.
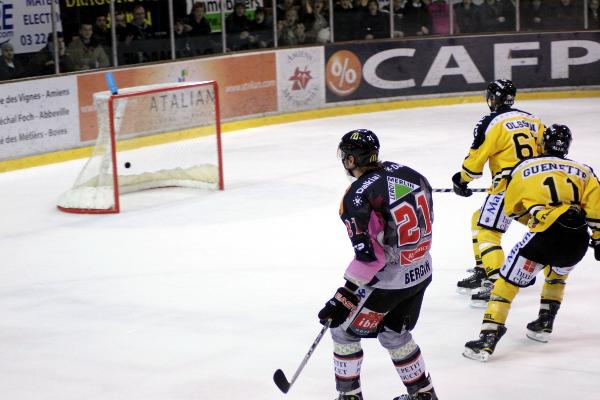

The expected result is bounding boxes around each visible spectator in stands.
[359,0,390,39]
[521,0,551,31]
[278,8,306,46]
[29,33,67,76]
[454,0,480,33]
[383,0,406,38]
[277,0,299,21]
[402,0,432,36]
[334,0,357,41]
[589,0,600,29]
[66,22,110,71]
[249,7,274,48]
[93,13,112,51]
[174,18,193,58]
[549,0,583,30]
[226,1,253,51]
[478,0,515,32]
[184,2,217,55]
[302,0,330,43]
[427,0,449,35]
[0,42,24,81]
[114,10,130,42]
[354,0,370,15]
[126,4,157,63]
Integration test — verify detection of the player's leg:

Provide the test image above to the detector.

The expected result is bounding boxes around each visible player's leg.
[378,287,437,400]
[330,328,364,400]
[464,233,545,361]
[522,210,589,342]
[456,209,486,294]
[470,193,512,307]
[526,267,567,342]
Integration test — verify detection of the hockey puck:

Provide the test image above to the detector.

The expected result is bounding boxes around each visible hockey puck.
[124,162,131,168]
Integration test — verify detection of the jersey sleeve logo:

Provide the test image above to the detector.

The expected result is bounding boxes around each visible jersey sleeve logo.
[387,176,419,204]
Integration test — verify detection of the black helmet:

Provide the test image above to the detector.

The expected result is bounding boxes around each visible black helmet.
[486,79,517,111]
[542,124,572,157]
[338,129,380,168]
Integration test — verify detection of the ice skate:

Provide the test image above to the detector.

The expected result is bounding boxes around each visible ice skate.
[393,374,437,400]
[470,279,494,308]
[456,268,486,294]
[463,325,507,361]
[526,302,560,343]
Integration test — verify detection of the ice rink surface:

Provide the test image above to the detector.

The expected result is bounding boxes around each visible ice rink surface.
[1,97,599,400]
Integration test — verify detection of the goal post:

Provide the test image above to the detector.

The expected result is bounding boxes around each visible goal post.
[57,81,223,214]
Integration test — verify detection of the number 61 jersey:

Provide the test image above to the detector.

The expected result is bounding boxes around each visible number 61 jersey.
[505,156,600,239]
[340,161,434,290]
[460,108,544,194]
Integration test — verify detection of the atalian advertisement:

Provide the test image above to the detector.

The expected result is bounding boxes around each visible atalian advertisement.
[0,0,63,54]
[276,47,325,113]
[0,75,79,161]
[76,51,277,141]
[325,32,600,103]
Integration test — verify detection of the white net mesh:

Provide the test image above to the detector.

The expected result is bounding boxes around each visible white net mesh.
[57,81,221,213]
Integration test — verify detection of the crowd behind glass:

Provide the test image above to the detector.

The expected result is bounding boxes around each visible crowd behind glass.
[0,0,598,82]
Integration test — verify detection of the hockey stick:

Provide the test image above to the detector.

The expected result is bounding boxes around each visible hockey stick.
[273,320,331,394]
[433,188,487,193]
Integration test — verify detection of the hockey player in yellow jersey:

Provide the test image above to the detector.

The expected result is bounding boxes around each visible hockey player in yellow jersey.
[452,79,545,307]
[463,124,600,361]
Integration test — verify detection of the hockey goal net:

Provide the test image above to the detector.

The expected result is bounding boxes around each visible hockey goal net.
[57,81,223,214]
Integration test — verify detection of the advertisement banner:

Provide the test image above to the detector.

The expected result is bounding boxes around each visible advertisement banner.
[0,75,79,161]
[76,52,276,142]
[277,47,325,113]
[0,0,63,54]
[325,32,600,103]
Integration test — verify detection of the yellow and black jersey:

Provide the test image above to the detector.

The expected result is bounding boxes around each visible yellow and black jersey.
[460,107,544,194]
[505,156,600,239]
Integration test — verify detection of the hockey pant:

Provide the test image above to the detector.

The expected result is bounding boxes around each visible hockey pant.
[481,212,589,327]
[471,193,512,278]
[330,281,432,395]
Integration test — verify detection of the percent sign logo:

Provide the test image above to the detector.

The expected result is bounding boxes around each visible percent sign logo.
[326,50,362,97]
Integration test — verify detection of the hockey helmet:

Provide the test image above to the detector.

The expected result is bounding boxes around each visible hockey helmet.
[542,124,572,157]
[338,129,380,168]
[486,79,517,111]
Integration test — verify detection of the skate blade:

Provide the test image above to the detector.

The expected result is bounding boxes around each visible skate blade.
[462,347,490,362]
[526,330,550,343]
[470,299,488,308]
[456,287,475,295]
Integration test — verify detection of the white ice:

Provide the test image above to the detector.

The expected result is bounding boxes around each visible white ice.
[1,98,599,400]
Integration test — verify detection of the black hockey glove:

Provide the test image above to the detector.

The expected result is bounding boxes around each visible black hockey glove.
[591,239,600,261]
[318,287,359,328]
[452,172,472,197]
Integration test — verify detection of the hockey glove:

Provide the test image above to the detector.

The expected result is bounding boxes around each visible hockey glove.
[452,172,472,197]
[318,287,359,328]
[591,239,600,261]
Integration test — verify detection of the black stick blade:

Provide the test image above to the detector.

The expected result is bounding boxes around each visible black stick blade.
[273,369,291,393]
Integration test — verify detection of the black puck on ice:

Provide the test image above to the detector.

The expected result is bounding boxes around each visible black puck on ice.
[124,162,131,168]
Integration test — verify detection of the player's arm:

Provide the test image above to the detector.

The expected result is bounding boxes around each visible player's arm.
[582,167,600,260]
[452,116,495,197]
[340,190,386,286]
[460,116,496,183]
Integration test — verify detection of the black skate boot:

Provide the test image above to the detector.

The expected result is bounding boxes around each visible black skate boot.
[393,374,437,400]
[526,301,560,343]
[336,393,363,400]
[463,324,507,362]
[470,278,495,308]
[456,268,486,295]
